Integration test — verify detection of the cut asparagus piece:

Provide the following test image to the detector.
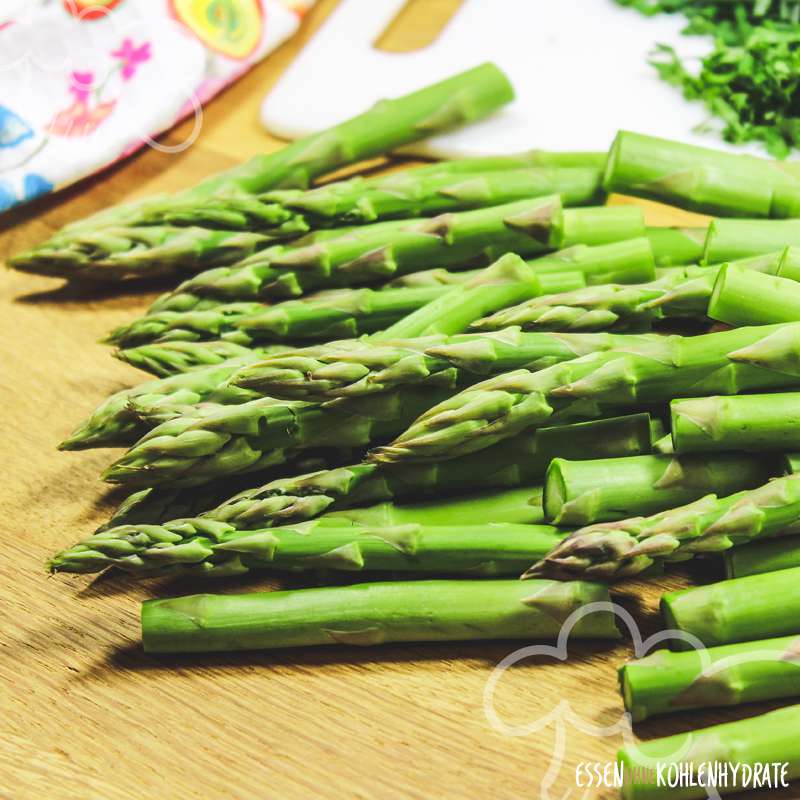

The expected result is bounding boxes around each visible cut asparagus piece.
[604,130,800,217]
[230,330,659,401]
[59,356,262,451]
[617,705,800,800]
[372,323,800,465]
[662,566,800,648]
[473,250,789,334]
[620,633,800,722]
[11,63,514,280]
[103,387,451,487]
[703,218,800,263]
[115,340,270,377]
[672,392,800,453]
[645,225,707,267]
[544,453,778,526]
[709,264,800,326]
[723,536,800,578]
[51,518,565,578]
[140,578,620,653]
[560,205,645,246]
[528,473,800,581]
[279,165,605,224]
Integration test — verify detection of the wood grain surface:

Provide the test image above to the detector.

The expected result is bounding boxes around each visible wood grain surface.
[0,2,795,798]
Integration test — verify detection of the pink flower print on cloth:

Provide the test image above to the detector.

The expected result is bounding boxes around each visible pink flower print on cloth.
[111,38,152,80]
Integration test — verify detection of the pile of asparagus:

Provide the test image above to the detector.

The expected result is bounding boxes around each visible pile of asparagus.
[21,62,800,798]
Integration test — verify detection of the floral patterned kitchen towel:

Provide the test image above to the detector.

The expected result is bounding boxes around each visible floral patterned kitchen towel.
[0,0,316,213]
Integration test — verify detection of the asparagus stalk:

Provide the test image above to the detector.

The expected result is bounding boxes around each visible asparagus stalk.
[148,196,564,310]
[604,130,800,217]
[371,323,800,465]
[278,165,605,224]
[359,254,558,341]
[617,705,800,800]
[11,63,514,280]
[709,264,800,326]
[7,227,275,283]
[544,453,778,526]
[103,386,452,487]
[230,330,660,401]
[53,415,653,567]
[672,392,800,453]
[527,473,800,581]
[115,340,279,378]
[723,536,800,578]
[620,634,800,722]
[645,225,707,267]
[140,579,619,653]
[473,250,790,334]
[97,450,360,531]
[149,230,650,317]
[52,516,566,578]
[59,356,263,450]
[703,218,800,263]
[662,566,800,647]
[529,237,656,285]
[560,205,645,246]
[108,286,452,348]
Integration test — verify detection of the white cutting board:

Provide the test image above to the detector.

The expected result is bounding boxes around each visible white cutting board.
[261,0,753,158]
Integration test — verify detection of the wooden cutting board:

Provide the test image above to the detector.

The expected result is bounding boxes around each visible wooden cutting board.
[0,2,788,798]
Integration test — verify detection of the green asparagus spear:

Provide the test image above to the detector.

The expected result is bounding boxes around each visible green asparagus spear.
[140,578,619,653]
[59,356,263,451]
[103,386,451,487]
[703,218,800,263]
[11,63,514,280]
[108,286,451,348]
[544,453,777,526]
[52,415,653,569]
[148,230,649,317]
[115,340,281,378]
[371,323,800,465]
[473,250,790,334]
[279,166,605,224]
[604,130,800,217]
[147,196,564,308]
[672,392,800,453]
[230,330,659,401]
[617,705,800,800]
[364,254,555,341]
[52,516,566,577]
[662,566,800,647]
[645,226,707,267]
[620,634,800,722]
[7,227,275,283]
[527,473,800,581]
[723,536,800,578]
